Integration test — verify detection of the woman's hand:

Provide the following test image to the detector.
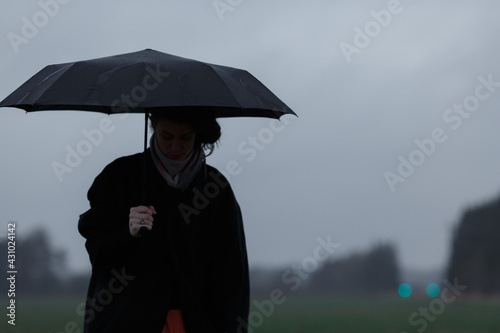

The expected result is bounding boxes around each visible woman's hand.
[129,205,156,238]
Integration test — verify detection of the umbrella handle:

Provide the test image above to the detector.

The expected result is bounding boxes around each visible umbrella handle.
[139,226,149,235]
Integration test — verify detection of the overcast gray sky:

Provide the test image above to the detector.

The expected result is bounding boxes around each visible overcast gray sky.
[1,0,500,276]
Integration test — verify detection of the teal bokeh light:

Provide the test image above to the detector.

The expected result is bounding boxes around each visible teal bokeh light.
[426,283,440,297]
[398,283,412,298]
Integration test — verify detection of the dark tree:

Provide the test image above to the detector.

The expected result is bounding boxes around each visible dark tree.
[447,195,500,294]
[0,226,67,297]
[308,243,400,296]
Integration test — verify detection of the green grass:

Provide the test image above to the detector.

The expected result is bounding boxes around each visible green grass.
[2,297,85,333]
[249,297,500,333]
[1,297,500,333]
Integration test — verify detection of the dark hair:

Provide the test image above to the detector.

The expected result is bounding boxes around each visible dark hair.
[148,107,221,156]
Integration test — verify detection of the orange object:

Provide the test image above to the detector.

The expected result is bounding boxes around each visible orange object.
[162,309,186,333]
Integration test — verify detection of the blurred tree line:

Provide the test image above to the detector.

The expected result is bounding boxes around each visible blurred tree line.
[0,227,89,298]
[251,243,400,297]
[308,243,399,296]
[1,226,401,298]
[3,190,500,299]
[252,192,500,297]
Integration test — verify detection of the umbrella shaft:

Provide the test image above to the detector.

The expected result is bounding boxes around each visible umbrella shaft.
[144,112,148,152]
[143,112,148,204]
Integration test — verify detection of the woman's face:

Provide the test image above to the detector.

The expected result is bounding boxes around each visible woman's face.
[153,119,196,160]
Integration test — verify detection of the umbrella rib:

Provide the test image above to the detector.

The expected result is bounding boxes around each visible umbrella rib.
[8,64,73,107]
[202,63,245,109]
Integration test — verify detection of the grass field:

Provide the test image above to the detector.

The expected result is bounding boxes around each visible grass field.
[2,296,500,332]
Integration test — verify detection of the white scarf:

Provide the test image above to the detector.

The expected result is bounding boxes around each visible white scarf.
[150,134,205,191]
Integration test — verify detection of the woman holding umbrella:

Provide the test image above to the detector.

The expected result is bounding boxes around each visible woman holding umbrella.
[78,109,250,333]
[1,48,295,333]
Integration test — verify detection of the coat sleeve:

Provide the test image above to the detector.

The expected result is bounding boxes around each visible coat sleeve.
[78,161,138,272]
[208,182,250,333]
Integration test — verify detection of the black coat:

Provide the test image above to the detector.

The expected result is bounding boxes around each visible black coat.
[78,150,250,333]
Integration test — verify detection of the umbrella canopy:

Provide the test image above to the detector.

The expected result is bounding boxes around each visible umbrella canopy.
[0,48,295,119]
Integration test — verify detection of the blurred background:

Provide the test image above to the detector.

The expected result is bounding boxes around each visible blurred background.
[1,0,500,332]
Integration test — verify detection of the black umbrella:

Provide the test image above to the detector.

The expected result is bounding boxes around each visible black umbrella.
[1,49,295,148]
[0,49,296,232]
